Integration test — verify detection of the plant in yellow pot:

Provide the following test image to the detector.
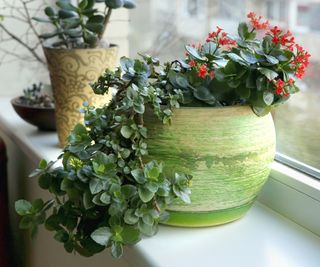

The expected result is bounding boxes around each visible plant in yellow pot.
[35,0,136,146]
[15,13,310,258]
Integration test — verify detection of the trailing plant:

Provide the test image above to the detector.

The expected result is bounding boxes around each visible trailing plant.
[34,0,136,48]
[18,83,54,108]
[15,13,310,258]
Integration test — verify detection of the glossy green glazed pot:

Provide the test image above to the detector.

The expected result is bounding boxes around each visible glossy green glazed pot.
[144,106,276,227]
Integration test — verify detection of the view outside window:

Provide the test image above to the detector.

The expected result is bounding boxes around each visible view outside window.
[129,0,320,171]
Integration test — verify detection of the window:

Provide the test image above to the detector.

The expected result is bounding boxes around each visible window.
[129,0,320,178]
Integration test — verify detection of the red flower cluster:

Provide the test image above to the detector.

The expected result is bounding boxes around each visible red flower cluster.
[274,79,293,97]
[292,44,311,79]
[266,25,310,79]
[206,26,236,48]
[268,26,295,51]
[198,64,208,78]
[247,12,269,30]
[187,61,214,79]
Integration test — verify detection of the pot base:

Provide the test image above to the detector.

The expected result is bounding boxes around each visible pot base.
[163,200,254,227]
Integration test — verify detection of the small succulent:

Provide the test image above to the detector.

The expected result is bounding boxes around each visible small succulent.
[33,0,136,48]
[19,83,54,108]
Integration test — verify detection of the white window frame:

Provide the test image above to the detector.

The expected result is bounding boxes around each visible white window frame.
[259,161,320,236]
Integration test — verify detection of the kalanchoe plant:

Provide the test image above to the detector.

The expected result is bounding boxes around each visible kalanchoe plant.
[18,83,54,108]
[34,0,136,48]
[15,13,310,258]
[178,12,310,115]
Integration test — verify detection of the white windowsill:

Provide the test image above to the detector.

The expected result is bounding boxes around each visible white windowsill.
[1,96,320,267]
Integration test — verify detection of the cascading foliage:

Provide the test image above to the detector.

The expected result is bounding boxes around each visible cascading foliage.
[15,54,192,258]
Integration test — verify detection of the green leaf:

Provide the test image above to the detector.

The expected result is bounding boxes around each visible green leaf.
[54,230,69,243]
[100,192,111,204]
[120,125,133,139]
[121,184,136,199]
[145,182,158,193]
[245,70,256,89]
[32,17,52,23]
[85,22,103,34]
[227,53,248,66]
[121,226,140,245]
[252,106,272,116]
[79,0,88,9]
[202,42,217,56]
[123,0,136,9]
[39,159,48,169]
[138,187,154,202]
[131,169,146,184]
[62,17,81,29]
[39,30,62,39]
[83,191,94,209]
[105,0,124,9]
[185,45,205,61]
[32,199,44,213]
[91,227,112,246]
[237,86,250,99]
[262,36,273,54]
[240,50,257,64]
[263,91,274,106]
[144,165,160,181]
[111,242,123,258]
[193,86,216,105]
[138,220,157,236]
[89,179,104,194]
[120,57,135,73]
[15,200,32,216]
[56,0,77,11]
[44,7,55,17]
[258,68,278,81]
[238,22,249,40]
[265,55,279,65]
[58,10,77,19]
[87,15,104,24]
[256,76,267,91]
[38,174,51,189]
[124,209,139,224]
[45,214,61,231]
[19,216,33,229]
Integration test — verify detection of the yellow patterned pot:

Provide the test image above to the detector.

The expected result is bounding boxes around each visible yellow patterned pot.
[144,106,276,227]
[44,45,118,147]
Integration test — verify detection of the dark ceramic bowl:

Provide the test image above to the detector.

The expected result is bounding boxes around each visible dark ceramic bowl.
[11,97,56,131]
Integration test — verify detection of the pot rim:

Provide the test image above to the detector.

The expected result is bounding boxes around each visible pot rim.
[42,43,118,51]
[11,97,55,111]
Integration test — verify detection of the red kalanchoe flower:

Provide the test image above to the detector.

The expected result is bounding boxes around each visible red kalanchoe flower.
[218,32,237,46]
[209,70,215,80]
[274,79,290,97]
[268,26,295,51]
[287,78,294,86]
[247,12,269,30]
[206,26,237,48]
[198,64,207,78]
[292,44,311,79]
[189,60,196,67]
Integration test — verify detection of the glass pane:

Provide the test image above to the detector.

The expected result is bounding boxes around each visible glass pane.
[129,0,320,171]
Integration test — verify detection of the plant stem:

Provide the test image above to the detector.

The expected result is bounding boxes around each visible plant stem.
[0,23,45,65]
[99,8,112,41]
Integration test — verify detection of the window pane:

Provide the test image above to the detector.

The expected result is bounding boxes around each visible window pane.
[129,0,320,172]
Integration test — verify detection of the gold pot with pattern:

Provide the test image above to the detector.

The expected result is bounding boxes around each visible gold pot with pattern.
[44,45,118,147]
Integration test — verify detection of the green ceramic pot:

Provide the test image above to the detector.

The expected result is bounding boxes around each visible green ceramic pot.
[144,105,276,227]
